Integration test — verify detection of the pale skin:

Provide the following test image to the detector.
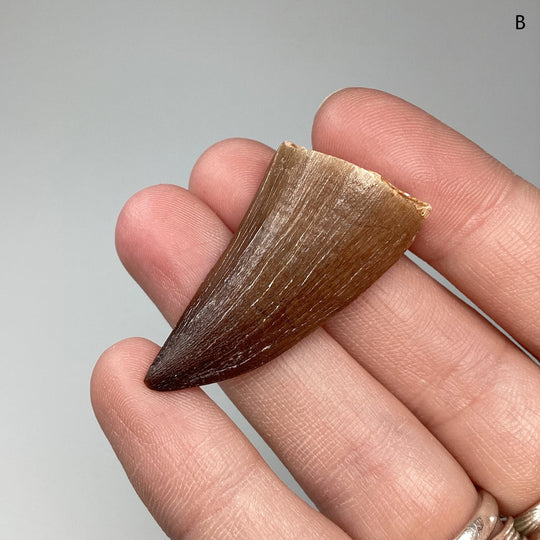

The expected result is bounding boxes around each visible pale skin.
[91,88,540,539]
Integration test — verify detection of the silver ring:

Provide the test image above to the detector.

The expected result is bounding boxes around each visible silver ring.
[490,517,523,540]
[453,490,500,540]
[514,500,540,536]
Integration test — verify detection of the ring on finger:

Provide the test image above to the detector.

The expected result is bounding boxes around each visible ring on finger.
[491,516,521,540]
[453,490,500,540]
[514,501,540,537]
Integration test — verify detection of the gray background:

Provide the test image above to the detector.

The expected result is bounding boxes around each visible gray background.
[1,1,538,538]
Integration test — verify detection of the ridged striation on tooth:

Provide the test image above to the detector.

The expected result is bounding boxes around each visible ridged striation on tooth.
[145,141,431,391]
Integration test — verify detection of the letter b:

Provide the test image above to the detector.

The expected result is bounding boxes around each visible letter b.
[516,15,525,29]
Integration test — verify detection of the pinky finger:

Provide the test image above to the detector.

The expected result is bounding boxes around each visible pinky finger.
[91,338,346,540]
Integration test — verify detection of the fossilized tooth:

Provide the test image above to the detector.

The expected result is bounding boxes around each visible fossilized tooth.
[145,141,431,391]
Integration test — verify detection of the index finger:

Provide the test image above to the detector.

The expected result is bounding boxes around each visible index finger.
[313,88,540,358]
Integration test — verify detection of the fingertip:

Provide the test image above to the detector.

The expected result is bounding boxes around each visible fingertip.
[115,184,187,267]
[189,137,274,230]
[113,181,230,325]
[315,87,387,119]
[189,137,273,191]
[312,87,414,161]
[91,337,158,421]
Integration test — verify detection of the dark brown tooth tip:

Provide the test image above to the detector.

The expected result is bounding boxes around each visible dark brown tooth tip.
[145,141,431,391]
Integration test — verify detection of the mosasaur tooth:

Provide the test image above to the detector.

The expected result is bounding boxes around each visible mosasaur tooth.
[145,141,431,391]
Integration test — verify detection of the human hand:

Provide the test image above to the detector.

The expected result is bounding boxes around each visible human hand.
[91,88,540,539]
